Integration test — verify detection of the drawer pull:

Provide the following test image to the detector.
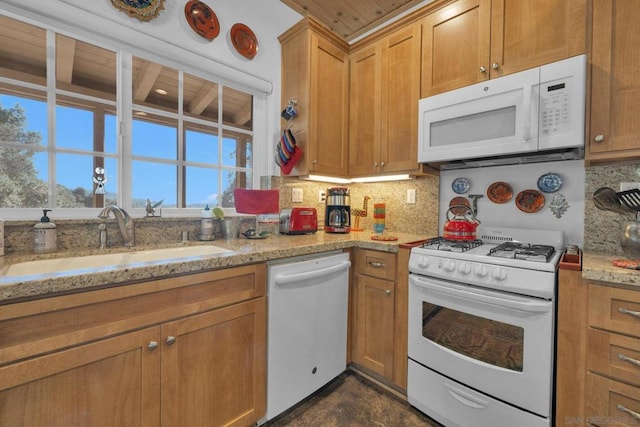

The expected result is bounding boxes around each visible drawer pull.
[369,262,385,268]
[617,404,640,421]
[618,307,640,318]
[166,336,176,345]
[618,353,640,368]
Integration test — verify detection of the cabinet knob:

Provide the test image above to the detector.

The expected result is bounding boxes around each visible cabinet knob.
[373,162,378,167]
[380,161,385,167]
[166,336,176,345]
[148,341,159,351]
[385,289,391,295]
[594,134,605,143]
[312,159,318,164]
[479,66,486,73]
[492,62,499,70]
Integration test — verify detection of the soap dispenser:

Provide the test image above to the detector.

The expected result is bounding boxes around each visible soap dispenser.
[34,209,57,253]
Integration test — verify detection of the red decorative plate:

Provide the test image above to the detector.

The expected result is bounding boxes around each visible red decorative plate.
[230,23,259,59]
[449,196,471,216]
[487,181,513,204]
[516,189,546,213]
[184,0,220,41]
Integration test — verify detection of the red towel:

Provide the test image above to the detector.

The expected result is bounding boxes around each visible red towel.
[233,189,280,214]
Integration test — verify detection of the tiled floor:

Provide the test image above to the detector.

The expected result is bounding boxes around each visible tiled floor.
[266,372,441,427]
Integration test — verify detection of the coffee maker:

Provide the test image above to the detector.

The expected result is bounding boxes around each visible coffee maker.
[325,187,350,233]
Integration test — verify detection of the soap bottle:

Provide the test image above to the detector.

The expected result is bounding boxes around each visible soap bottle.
[34,209,57,253]
[200,204,214,240]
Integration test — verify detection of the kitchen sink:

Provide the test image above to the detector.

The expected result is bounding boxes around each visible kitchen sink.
[1,245,234,278]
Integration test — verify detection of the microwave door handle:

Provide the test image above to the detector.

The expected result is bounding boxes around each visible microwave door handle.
[522,84,533,141]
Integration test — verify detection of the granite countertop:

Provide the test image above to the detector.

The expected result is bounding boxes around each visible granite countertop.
[583,250,640,287]
[0,231,428,304]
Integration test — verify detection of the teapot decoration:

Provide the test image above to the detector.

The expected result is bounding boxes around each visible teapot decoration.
[443,205,481,241]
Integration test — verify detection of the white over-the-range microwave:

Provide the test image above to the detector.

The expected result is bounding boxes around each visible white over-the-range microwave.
[418,54,586,166]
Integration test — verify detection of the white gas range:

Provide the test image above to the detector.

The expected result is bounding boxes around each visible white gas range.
[407,226,563,427]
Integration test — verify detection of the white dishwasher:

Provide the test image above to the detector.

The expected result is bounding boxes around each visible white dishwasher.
[262,251,350,423]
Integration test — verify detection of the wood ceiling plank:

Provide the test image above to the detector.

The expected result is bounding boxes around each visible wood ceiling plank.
[231,102,252,127]
[188,83,218,115]
[133,61,162,103]
[56,36,76,84]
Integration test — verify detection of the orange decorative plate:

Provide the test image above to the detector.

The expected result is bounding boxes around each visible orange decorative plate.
[516,189,546,213]
[487,181,513,204]
[184,0,220,41]
[230,23,258,59]
[449,196,471,216]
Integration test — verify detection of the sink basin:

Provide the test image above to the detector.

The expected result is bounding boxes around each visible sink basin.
[1,245,234,278]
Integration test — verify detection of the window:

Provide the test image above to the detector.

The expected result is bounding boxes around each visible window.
[0,15,254,215]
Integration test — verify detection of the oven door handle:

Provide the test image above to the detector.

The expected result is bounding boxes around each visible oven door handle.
[410,275,551,313]
[444,382,488,409]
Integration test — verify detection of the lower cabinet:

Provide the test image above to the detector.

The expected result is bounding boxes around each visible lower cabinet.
[351,247,410,390]
[0,264,266,427]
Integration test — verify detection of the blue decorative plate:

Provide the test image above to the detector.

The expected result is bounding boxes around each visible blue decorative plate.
[537,173,563,193]
[452,177,471,194]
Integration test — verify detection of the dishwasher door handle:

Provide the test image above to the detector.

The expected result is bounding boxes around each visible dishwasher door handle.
[274,261,351,285]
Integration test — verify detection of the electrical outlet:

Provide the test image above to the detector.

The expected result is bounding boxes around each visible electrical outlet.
[292,188,303,203]
[620,182,640,192]
[407,188,416,204]
[318,190,326,203]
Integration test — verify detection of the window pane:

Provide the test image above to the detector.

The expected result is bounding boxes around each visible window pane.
[132,57,178,113]
[56,34,116,100]
[0,16,46,85]
[132,114,177,160]
[222,132,251,168]
[132,160,177,207]
[222,86,252,129]
[185,128,218,164]
[0,148,47,208]
[105,113,117,154]
[56,104,93,150]
[0,91,48,146]
[56,153,117,208]
[185,166,218,207]
[184,73,218,123]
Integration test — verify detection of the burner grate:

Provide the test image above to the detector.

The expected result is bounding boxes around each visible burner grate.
[489,242,555,262]
[421,237,484,253]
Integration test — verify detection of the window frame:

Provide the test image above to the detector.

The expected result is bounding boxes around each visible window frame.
[0,13,266,220]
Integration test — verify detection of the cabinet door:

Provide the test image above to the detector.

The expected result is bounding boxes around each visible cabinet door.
[490,0,586,77]
[421,0,491,97]
[308,34,349,176]
[0,327,160,427]
[161,297,266,427]
[588,0,640,161]
[354,274,395,379]
[349,43,381,176]
[380,23,422,173]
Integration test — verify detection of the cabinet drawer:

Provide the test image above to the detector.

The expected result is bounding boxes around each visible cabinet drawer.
[356,249,396,281]
[586,372,640,426]
[0,264,266,365]
[588,328,640,387]
[589,283,640,338]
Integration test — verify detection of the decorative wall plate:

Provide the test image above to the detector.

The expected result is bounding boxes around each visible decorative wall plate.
[452,177,471,194]
[110,0,165,22]
[516,189,545,213]
[230,23,259,59]
[449,196,471,215]
[487,182,513,204]
[537,172,564,193]
[184,0,220,40]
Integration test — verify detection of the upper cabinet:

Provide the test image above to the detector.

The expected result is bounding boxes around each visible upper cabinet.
[587,0,640,163]
[279,18,350,177]
[349,23,422,176]
[421,0,586,97]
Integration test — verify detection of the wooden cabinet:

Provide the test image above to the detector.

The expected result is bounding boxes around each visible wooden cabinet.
[279,17,349,177]
[349,23,422,176]
[584,283,640,425]
[0,265,267,427]
[421,0,586,97]
[587,0,640,163]
[351,248,409,389]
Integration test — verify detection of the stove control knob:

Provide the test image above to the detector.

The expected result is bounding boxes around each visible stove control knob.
[458,262,472,275]
[417,256,429,269]
[492,267,507,281]
[444,260,456,272]
[474,265,489,278]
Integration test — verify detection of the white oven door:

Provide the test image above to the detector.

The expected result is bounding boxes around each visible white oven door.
[408,273,554,417]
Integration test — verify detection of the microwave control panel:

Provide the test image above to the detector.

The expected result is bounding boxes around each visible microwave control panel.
[540,81,571,136]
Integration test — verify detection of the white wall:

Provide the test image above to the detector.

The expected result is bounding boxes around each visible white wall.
[0,0,302,177]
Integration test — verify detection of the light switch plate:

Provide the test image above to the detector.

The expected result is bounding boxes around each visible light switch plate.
[292,188,303,203]
[407,188,416,204]
[620,182,640,192]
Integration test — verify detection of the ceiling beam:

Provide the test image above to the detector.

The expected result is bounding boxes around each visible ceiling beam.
[232,102,252,127]
[56,36,76,84]
[188,83,217,115]
[133,61,162,102]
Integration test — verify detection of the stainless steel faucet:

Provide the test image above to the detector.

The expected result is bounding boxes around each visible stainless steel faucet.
[98,205,135,247]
